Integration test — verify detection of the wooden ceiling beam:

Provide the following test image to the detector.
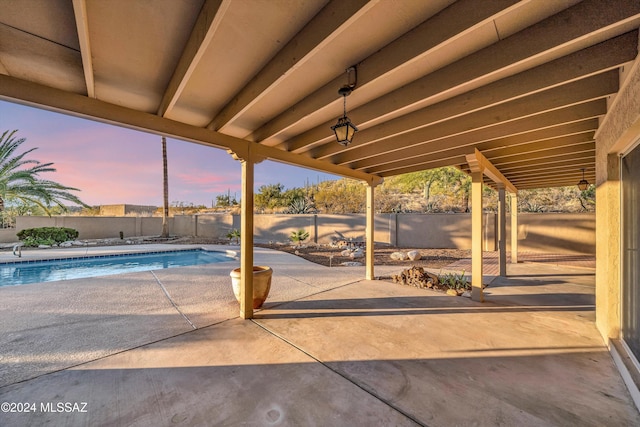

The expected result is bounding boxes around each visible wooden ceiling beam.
[481,132,595,160]
[377,159,472,178]
[506,167,594,182]
[385,152,594,179]
[511,180,588,190]
[346,97,607,169]
[250,0,522,143]
[366,131,595,175]
[462,157,595,174]
[497,153,595,172]
[466,148,517,193]
[206,0,375,132]
[510,173,595,186]
[157,0,231,118]
[0,74,380,184]
[310,31,638,159]
[72,0,95,98]
[489,142,595,166]
[509,177,594,189]
[284,0,640,153]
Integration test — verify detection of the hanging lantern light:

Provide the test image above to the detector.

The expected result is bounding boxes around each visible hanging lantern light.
[331,66,358,146]
[577,168,589,191]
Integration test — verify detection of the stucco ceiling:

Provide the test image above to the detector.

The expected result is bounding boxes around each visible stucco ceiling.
[1,0,639,190]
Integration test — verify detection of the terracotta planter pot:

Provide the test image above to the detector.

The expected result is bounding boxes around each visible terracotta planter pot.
[230,266,273,309]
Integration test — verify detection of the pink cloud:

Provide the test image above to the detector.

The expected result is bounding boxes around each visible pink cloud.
[1,100,339,207]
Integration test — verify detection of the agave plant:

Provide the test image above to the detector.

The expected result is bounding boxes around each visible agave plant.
[286,197,316,214]
[438,270,470,291]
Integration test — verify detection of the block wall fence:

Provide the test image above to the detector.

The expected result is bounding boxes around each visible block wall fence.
[1,213,595,254]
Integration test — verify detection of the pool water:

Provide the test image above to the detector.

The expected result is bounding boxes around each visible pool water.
[0,249,233,286]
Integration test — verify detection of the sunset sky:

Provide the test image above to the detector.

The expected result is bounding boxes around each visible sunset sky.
[0,100,338,207]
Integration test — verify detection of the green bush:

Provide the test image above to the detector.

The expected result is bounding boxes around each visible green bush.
[438,271,470,291]
[290,229,309,246]
[17,227,79,247]
[226,228,240,244]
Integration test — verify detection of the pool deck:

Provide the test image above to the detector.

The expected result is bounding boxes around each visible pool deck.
[0,245,638,426]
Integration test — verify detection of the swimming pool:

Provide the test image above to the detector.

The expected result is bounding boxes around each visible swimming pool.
[0,249,234,287]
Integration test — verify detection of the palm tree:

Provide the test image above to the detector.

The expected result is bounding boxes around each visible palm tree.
[0,129,87,215]
[161,136,169,237]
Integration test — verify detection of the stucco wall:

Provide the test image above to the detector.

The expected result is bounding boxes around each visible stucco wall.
[508,213,595,254]
[0,228,18,242]
[252,215,315,243]
[397,213,496,250]
[3,213,595,255]
[12,216,170,240]
[594,53,640,341]
[98,204,158,216]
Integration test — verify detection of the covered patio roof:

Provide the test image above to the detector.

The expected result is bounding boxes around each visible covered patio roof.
[1,0,639,189]
[2,1,640,318]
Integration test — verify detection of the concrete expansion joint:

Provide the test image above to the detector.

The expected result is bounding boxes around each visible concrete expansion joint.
[250,319,427,426]
[150,270,197,330]
[281,275,363,290]
[281,274,323,288]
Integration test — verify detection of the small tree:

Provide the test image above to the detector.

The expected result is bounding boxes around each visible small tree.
[161,136,169,238]
[0,130,88,215]
[578,185,595,211]
[255,183,285,211]
[290,229,309,246]
[226,228,240,244]
[216,192,238,207]
[314,179,365,213]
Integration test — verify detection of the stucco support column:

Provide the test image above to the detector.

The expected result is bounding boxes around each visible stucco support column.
[365,179,382,280]
[510,193,518,264]
[465,148,517,299]
[471,171,484,302]
[596,153,621,339]
[498,186,507,276]
[229,146,264,320]
[239,157,254,319]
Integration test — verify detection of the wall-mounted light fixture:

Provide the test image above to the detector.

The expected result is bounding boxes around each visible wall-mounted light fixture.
[331,66,358,146]
[577,168,589,191]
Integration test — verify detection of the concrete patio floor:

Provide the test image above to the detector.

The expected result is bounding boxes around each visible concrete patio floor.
[0,245,638,426]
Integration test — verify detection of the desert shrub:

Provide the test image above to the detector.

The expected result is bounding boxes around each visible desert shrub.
[290,229,309,246]
[438,271,470,291]
[17,227,79,247]
[226,228,241,244]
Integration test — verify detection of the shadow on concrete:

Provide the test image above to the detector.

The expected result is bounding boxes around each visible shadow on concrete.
[0,342,636,426]
[256,295,594,320]
[1,249,637,426]
[503,273,595,278]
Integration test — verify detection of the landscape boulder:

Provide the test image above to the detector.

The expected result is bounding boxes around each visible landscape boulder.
[350,248,364,259]
[390,251,407,261]
[341,261,363,267]
[407,250,421,261]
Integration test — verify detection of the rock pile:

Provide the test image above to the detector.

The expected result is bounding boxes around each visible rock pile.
[392,266,472,297]
[392,266,440,289]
